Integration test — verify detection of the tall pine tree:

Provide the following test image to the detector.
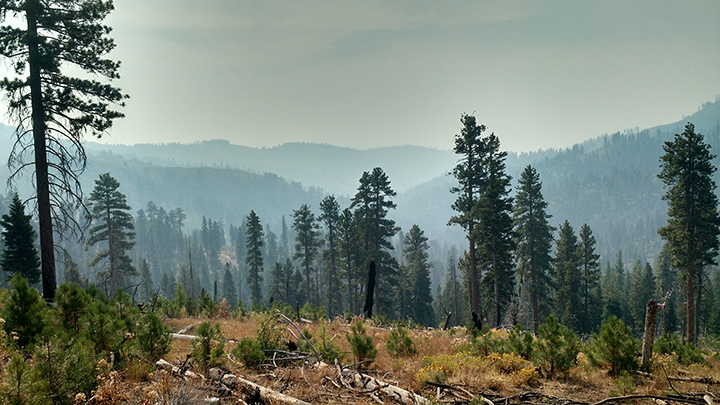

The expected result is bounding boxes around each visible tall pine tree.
[474,132,515,327]
[1,0,127,301]
[401,224,434,326]
[87,173,136,298]
[350,167,399,318]
[292,203,322,306]
[658,123,720,344]
[578,224,601,334]
[244,210,264,306]
[553,221,581,332]
[449,114,487,316]
[319,195,342,316]
[512,165,554,333]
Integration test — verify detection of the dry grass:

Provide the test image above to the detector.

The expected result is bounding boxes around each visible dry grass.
[157,314,720,404]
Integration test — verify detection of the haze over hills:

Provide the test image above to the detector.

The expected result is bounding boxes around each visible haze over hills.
[1,99,719,285]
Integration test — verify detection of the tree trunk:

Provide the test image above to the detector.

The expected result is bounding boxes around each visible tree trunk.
[686,265,695,345]
[641,300,658,372]
[363,261,376,319]
[26,0,57,302]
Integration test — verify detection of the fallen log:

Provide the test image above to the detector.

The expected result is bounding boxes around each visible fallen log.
[340,368,432,405]
[177,323,199,335]
[224,372,314,405]
[170,333,197,340]
[591,394,710,405]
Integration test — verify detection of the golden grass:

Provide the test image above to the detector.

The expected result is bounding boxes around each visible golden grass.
[160,314,720,404]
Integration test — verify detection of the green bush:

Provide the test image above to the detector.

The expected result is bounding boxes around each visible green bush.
[232,337,267,368]
[191,322,226,372]
[386,326,417,358]
[80,299,126,356]
[300,303,327,322]
[462,324,505,357]
[655,334,705,366]
[507,324,534,361]
[533,314,581,378]
[314,322,345,364]
[136,312,172,362]
[54,283,91,336]
[346,320,377,369]
[1,274,46,349]
[586,316,639,376]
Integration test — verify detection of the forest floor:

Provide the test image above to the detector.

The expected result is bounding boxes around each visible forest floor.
[115,313,720,405]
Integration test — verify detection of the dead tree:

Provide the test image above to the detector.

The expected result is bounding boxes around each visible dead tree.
[641,299,659,372]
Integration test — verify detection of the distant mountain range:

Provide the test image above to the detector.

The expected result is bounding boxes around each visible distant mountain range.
[1,99,719,275]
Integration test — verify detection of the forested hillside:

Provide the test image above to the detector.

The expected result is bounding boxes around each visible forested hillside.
[1,99,718,328]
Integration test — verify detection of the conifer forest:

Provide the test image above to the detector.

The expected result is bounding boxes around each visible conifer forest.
[0,1,719,404]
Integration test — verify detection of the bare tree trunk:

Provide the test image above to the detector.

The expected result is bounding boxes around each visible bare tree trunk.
[686,264,695,345]
[641,300,658,372]
[26,0,56,302]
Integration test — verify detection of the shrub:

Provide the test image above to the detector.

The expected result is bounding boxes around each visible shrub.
[314,322,345,364]
[1,274,46,349]
[232,338,267,368]
[654,334,705,366]
[346,320,377,369]
[386,326,417,358]
[533,314,581,378]
[136,312,172,362]
[460,325,506,357]
[80,299,126,356]
[191,322,225,372]
[199,289,219,318]
[300,303,327,322]
[507,324,534,360]
[586,316,639,376]
[54,283,91,336]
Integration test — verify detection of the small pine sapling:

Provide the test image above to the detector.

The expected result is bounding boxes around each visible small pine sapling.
[346,320,377,369]
[507,324,534,360]
[533,314,581,378]
[386,326,417,358]
[586,316,639,375]
[136,312,172,362]
[191,322,226,372]
[1,274,46,348]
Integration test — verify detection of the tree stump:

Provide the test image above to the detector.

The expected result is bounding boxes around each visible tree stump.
[641,300,659,372]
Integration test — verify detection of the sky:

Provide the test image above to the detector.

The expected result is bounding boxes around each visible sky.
[3,0,720,152]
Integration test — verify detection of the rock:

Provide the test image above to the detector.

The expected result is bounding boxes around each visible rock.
[208,367,225,381]
[155,359,179,374]
[184,369,204,382]
[204,397,220,404]
[221,373,238,388]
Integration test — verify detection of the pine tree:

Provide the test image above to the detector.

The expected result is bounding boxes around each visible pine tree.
[402,224,434,326]
[62,251,82,285]
[512,166,554,333]
[1,0,127,302]
[449,114,487,315]
[245,210,264,306]
[338,208,362,313]
[603,251,628,324]
[1,274,46,348]
[553,221,581,332]
[87,173,136,298]
[578,224,601,334]
[655,246,678,335]
[658,123,720,344]
[441,248,463,327]
[628,260,655,335]
[292,203,322,306]
[319,195,342,316]
[350,167,400,318]
[221,262,237,308]
[475,132,515,327]
[0,193,41,284]
[139,258,154,302]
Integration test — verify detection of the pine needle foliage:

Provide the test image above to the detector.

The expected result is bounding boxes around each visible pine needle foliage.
[533,314,580,378]
[586,316,639,376]
[346,320,377,369]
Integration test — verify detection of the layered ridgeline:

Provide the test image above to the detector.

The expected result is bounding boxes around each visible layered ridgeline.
[1,99,719,279]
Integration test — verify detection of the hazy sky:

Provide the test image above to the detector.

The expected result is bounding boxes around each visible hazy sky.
[4,1,720,152]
